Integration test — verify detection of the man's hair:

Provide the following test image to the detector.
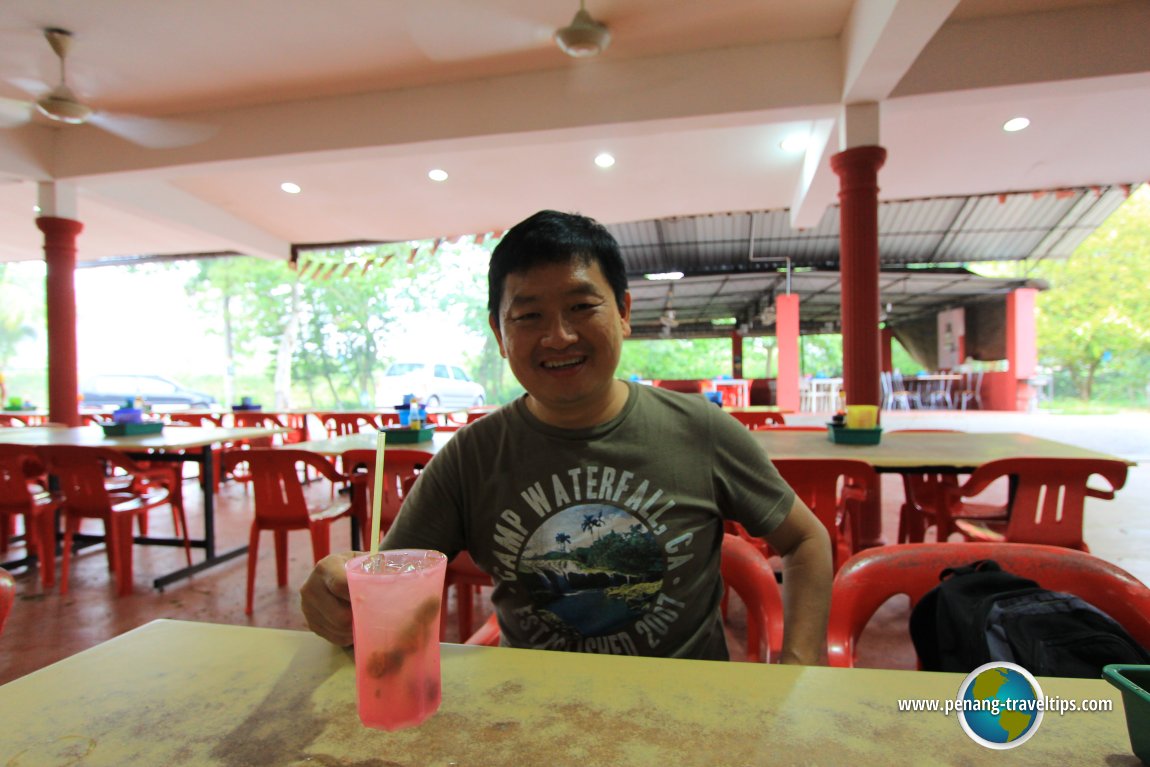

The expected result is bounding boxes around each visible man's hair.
[487,210,629,323]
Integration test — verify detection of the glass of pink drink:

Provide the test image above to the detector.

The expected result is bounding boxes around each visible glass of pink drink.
[345,549,448,730]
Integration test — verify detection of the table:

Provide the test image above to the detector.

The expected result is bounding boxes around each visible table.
[0,619,1134,766]
[292,428,454,457]
[750,430,1136,548]
[0,424,285,589]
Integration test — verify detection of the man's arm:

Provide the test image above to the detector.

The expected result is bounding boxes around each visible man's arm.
[763,496,832,665]
[300,550,360,646]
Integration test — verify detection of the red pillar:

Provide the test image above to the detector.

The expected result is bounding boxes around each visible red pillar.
[37,216,83,427]
[1007,287,1038,411]
[775,294,800,412]
[730,330,743,379]
[880,327,893,372]
[830,145,886,409]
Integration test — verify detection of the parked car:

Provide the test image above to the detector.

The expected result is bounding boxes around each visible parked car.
[80,374,217,408]
[376,362,486,409]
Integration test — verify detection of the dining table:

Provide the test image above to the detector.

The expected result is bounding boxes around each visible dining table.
[0,423,285,589]
[291,428,454,457]
[751,429,1137,548]
[0,618,1135,766]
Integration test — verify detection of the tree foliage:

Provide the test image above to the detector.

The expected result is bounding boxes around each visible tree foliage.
[1033,187,1150,399]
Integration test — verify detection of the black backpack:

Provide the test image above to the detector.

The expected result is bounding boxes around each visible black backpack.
[909,559,1150,678]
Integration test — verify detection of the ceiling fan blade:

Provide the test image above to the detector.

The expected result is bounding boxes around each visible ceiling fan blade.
[87,111,217,149]
[0,95,33,127]
[405,2,553,62]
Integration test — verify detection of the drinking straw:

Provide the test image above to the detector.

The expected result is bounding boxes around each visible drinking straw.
[370,430,387,555]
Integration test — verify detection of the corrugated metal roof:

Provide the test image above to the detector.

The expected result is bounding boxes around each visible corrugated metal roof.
[611,185,1128,338]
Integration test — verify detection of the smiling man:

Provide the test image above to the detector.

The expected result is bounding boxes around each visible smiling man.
[301,210,831,664]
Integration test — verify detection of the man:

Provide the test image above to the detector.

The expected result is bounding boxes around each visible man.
[301,210,831,664]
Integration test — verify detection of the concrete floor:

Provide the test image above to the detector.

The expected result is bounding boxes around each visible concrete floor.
[2,409,1147,685]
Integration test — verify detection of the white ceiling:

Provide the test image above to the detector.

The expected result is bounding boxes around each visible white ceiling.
[1,0,1148,263]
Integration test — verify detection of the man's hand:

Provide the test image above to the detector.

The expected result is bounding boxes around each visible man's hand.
[299,551,360,646]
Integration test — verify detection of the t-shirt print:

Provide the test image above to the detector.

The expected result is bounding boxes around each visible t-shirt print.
[490,464,699,655]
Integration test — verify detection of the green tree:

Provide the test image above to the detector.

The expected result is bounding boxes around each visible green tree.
[1033,187,1150,400]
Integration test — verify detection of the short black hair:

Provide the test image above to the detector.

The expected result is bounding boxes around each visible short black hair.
[488,210,629,324]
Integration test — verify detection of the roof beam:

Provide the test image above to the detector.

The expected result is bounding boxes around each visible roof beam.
[790,0,959,230]
[86,180,290,261]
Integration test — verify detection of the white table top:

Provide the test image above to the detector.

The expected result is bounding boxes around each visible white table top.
[0,619,1133,766]
[0,424,284,450]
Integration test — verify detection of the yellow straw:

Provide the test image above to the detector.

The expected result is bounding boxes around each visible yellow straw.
[369,429,387,555]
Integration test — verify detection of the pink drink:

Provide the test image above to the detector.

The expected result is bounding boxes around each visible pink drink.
[345,549,448,730]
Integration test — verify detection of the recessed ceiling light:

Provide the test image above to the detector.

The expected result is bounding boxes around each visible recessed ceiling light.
[428,169,449,182]
[280,182,301,194]
[594,152,615,168]
[779,133,809,153]
[644,271,683,281]
[1003,117,1030,133]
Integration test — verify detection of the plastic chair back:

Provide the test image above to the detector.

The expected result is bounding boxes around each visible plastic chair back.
[729,411,786,429]
[462,534,784,662]
[0,444,60,587]
[720,532,784,662]
[167,413,225,428]
[0,569,14,636]
[953,457,1129,551]
[316,412,380,438]
[223,449,343,530]
[339,448,434,548]
[827,542,1150,668]
[771,458,877,570]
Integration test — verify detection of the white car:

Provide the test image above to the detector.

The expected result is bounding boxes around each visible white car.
[376,362,486,409]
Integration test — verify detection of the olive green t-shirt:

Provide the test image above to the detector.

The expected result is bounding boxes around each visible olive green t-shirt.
[382,381,794,660]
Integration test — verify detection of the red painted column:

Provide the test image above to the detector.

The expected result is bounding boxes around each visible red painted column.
[880,327,893,372]
[830,145,886,409]
[1007,287,1038,411]
[775,294,800,412]
[37,216,83,427]
[831,145,886,550]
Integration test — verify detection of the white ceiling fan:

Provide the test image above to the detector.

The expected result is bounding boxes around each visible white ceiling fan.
[0,27,215,149]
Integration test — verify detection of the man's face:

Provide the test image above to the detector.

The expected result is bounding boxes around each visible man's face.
[489,257,631,427]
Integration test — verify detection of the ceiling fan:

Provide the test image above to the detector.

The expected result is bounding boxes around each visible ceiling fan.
[0,27,215,149]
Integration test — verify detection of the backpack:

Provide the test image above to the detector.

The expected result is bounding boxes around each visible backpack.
[908,559,1150,678]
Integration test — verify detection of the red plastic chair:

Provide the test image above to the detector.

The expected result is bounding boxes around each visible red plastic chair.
[315,412,381,438]
[339,448,434,550]
[0,445,63,588]
[441,551,493,642]
[0,568,14,636]
[771,458,877,571]
[221,449,349,615]
[949,457,1129,552]
[166,412,229,490]
[37,445,190,596]
[890,429,973,544]
[826,542,1150,668]
[463,534,785,663]
[729,411,786,429]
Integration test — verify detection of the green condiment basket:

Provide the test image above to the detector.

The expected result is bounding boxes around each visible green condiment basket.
[1103,664,1150,764]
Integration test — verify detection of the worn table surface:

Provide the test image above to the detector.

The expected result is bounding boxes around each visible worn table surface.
[751,430,1137,471]
[0,619,1136,766]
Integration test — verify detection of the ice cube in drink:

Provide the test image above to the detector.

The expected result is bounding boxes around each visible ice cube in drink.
[345,549,448,730]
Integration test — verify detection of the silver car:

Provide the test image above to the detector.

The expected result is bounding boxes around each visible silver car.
[376,362,486,409]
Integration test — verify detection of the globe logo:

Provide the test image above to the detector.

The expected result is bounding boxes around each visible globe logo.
[957,662,1045,749]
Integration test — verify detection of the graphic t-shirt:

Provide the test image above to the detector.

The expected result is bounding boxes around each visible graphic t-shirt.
[381,381,795,660]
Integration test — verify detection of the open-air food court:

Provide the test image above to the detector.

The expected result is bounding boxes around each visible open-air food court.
[2,2,1150,764]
